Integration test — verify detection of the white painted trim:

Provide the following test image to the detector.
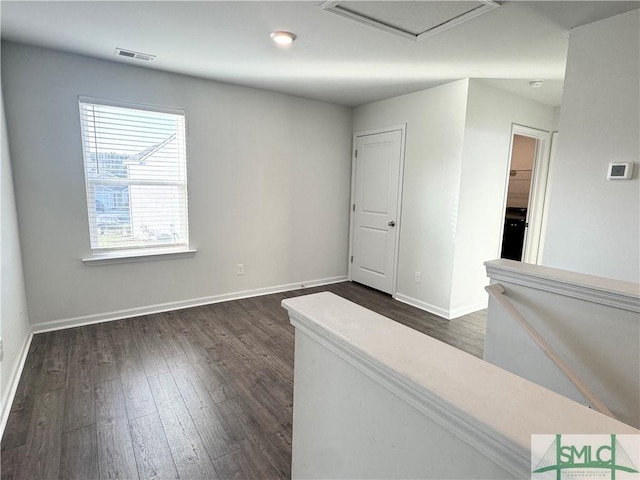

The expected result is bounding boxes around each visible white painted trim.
[353,124,407,139]
[78,95,184,116]
[394,128,407,297]
[520,125,551,265]
[285,299,530,478]
[1,331,33,439]
[395,293,487,320]
[31,276,348,333]
[347,134,357,282]
[485,259,639,312]
[394,293,450,319]
[537,130,558,264]
[82,248,197,265]
[349,124,407,296]
[501,124,551,265]
[449,300,488,319]
[320,1,499,42]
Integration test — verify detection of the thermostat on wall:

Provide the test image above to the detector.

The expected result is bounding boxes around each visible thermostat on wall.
[607,161,634,180]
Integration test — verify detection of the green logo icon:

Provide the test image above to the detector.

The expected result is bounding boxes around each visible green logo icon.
[533,434,639,479]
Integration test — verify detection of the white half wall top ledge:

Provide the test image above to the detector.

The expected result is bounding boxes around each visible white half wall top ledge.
[485,258,640,312]
[282,292,637,479]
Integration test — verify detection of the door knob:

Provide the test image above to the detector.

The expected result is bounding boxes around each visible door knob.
[388,221,396,227]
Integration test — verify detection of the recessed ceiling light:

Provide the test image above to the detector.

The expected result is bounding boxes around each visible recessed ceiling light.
[270,31,297,46]
[529,79,544,88]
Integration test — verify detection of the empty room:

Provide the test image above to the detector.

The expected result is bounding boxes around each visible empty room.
[1,1,639,479]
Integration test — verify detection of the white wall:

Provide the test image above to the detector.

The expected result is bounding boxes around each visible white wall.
[292,329,515,479]
[542,10,640,283]
[450,80,553,316]
[0,79,31,422]
[353,80,470,316]
[1,42,353,328]
[353,79,554,318]
[551,106,561,132]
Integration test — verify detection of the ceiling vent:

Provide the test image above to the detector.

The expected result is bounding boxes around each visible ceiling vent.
[320,0,500,41]
[114,48,156,61]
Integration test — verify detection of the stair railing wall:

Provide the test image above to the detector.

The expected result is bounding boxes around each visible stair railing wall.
[484,259,640,428]
[282,291,637,479]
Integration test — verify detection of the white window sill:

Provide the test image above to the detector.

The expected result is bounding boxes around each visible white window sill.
[82,247,197,266]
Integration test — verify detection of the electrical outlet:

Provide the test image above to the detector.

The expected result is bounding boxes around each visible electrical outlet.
[414,271,422,283]
[237,264,244,275]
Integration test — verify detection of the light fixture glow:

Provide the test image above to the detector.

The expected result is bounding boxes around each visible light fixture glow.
[270,31,296,45]
[529,79,544,88]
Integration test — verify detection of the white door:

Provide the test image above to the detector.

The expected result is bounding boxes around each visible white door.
[351,129,403,294]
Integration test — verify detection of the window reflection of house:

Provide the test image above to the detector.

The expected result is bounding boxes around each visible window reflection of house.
[95,183,129,213]
[123,133,185,243]
[87,153,131,225]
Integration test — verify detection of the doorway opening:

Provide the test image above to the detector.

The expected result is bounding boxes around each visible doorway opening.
[500,125,551,264]
[501,134,535,260]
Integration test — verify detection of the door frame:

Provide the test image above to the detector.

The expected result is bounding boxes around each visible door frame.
[348,124,407,296]
[501,124,551,264]
[536,130,559,263]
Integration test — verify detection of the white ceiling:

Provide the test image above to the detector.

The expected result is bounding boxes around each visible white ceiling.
[1,1,638,107]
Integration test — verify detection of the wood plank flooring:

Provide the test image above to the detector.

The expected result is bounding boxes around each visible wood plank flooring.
[1,281,486,480]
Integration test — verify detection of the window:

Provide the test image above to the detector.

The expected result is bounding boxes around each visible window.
[79,98,189,255]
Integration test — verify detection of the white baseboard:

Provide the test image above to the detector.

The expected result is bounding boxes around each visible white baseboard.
[1,331,33,439]
[31,276,348,334]
[449,301,488,319]
[393,294,486,320]
[394,293,451,319]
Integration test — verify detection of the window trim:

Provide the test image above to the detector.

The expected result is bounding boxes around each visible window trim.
[82,247,197,266]
[78,96,191,260]
[78,95,185,117]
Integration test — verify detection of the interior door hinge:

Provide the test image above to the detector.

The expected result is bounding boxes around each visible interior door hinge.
[352,204,355,212]
[355,150,358,158]
[350,255,353,263]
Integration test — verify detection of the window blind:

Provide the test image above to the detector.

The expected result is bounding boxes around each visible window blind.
[79,99,189,251]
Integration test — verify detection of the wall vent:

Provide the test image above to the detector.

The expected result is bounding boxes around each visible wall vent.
[114,48,156,61]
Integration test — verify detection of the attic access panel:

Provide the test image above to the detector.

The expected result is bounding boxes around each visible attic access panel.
[320,1,500,41]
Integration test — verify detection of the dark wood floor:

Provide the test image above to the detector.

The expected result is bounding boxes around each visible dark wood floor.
[1,281,486,480]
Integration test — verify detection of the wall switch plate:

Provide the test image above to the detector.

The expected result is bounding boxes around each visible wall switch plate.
[414,271,421,283]
[237,264,244,275]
